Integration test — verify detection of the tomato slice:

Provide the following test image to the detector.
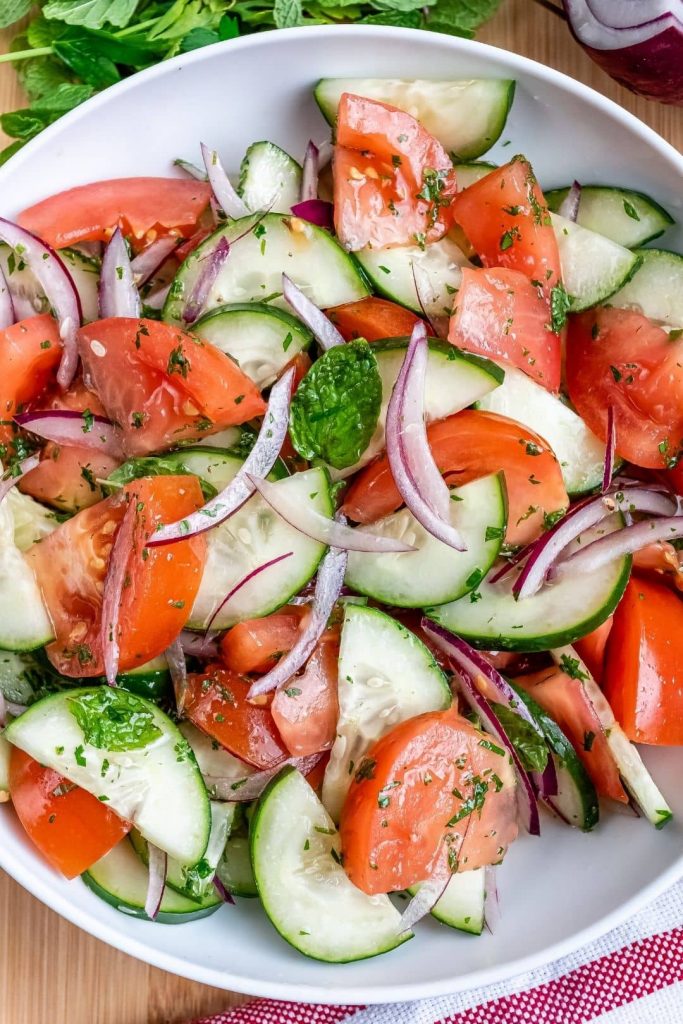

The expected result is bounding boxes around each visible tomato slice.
[19,178,212,249]
[271,628,340,757]
[184,666,287,769]
[448,267,561,393]
[0,315,62,445]
[9,748,130,878]
[574,617,613,684]
[633,541,683,593]
[603,575,683,745]
[566,307,683,469]
[78,318,265,456]
[339,708,518,895]
[453,157,561,298]
[333,93,457,251]
[513,668,627,803]
[220,606,308,674]
[20,442,120,512]
[342,409,568,546]
[28,475,206,677]
[327,297,431,342]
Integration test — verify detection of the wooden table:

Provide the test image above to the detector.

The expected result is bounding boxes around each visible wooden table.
[0,3,681,1022]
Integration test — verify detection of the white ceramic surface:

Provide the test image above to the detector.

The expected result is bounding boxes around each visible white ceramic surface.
[0,25,682,1005]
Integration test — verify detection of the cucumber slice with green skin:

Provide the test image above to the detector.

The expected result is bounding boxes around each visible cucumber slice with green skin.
[194,303,312,390]
[179,721,255,791]
[217,834,258,898]
[6,489,59,551]
[0,244,100,323]
[322,603,451,822]
[0,732,9,799]
[0,497,53,651]
[476,363,611,496]
[173,425,246,452]
[82,838,221,923]
[355,236,471,317]
[163,213,369,324]
[610,248,683,329]
[408,870,485,934]
[117,656,170,702]
[550,646,672,829]
[6,688,211,864]
[551,212,642,313]
[454,162,497,191]
[511,682,599,831]
[345,474,506,609]
[237,141,302,214]
[426,517,631,652]
[314,78,515,161]
[189,466,332,630]
[545,186,674,248]
[252,766,410,962]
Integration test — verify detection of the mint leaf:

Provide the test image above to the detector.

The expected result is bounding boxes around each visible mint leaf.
[42,0,140,31]
[426,0,501,36]
[19,58,74,101]
[289,339,382,470]
[0,0,32,30]
[491,702,548,773]
[27,15,68,47]
[53,37,121,88]
[274,0,303,28]
[360,9,423,25]
[67,688,162,752]
[31,82,94,113]
[180,27,220,52]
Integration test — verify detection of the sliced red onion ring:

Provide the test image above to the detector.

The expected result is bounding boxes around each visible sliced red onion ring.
[201,143,249,220]
[130,237,178,288]
[247,538,347,699]
[174,157,208,181]
[101,497,138,686]
[555,516,683,579]
[0,455,40,505]
[182,236,231,325]
[207,753,322,802]
[484,866,501,933]
[289,199,334,230]
[178,630,220,659]
[558,180,582,222]
[165,638,188,715]
[602,405,616,493]
[145,843,167,920]
[411,262,447,340]
[202,552,294,637]
[212,875,235,905]
[386,323,467,551]
[0,263,15,329]
[99,227,141,319]
[398,867,451,934]
[282,273,344,351]
[0,218,81,391]
[15,409,124,458]
[0,691,6,729]
[300,140,320,202]
[149,367,294,546]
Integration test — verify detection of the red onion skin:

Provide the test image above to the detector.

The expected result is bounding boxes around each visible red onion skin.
[290,200,334,230]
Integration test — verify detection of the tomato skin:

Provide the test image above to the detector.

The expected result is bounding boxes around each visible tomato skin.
[20,442,119,511]
[220,606,308,674]
[185,666,288,769]
[603,576,683,745]
[19,178,212,249]
[340,708,518,895]
[0,315,62,444]
[9,748,130,878]
[28,475,206,677]
[343,409,568,546]
[448,267,560,392]
[327,297,430,342]
[334,94,457,251]
[566,308,683,469]
[271,628,340,757]
[78,318,265,456]
[574,617,613,684]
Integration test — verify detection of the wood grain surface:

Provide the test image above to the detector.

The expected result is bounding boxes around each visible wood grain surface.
[0,3,681,1022]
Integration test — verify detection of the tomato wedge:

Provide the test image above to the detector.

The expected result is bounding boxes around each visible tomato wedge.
[566,307,683,469]
[327,297,430,342]
[342,409,568,546]
[448,267,561,392]
[184,666,287,769]
[574,617,613,684]
[19,178,212,249]
[20,443,119,512]
[220,606,308,674]
[340,708,518,895]
[78,318,265,456]
[0,314,62,445]
[334,93,457,251]
[271,628,340,757]
[28,475,206,677]
[633,541,683,593]
[513,668,627,803]
[603,575,683,745]
[9,748,130,878]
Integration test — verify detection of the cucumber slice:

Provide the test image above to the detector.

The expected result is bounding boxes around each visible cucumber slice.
[6,688,211,864]
[175,425,246,451]
[345,474,506,609]
[454,162,497,191]
[511,682,599,831]
[163,213,368,324]
[189,466,332,630]
[546,186,674,248]
[6,489,59,551]
[194,303,312,389]
[314,78,515,160]
[426,517,631,652]
[476,363,610,496]
[355,235,470,317]
[252,766,409,962]
[217,834,258,898]
[179,721,254,789]
[551,213,642,312]
[408,870,485,934]
[0,244,100,323]
[117,656,170,702]
[610,248,683,329]
[0,731,9,800]
[83,838,221,923]
[322,603,451,821]
[0,496,53,651]
[237,141,302,214]
[550,646,672,829]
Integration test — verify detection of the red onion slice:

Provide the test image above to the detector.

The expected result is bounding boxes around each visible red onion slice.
[130,237,178,288]
[206,753,322,802]
[212,875,235,905]
[602,405,616,494]
[145,843,167,920]
[149,367,294,546]
[99,227,141,319]
[0,691,6,729]
[282,273,344,351]
[0,455,40,505]
[300,141,319,202]
[398,867,450,934]
[201,143,249,220]
[289,199,334,230]
[178,630,220,660]
[557,180,582,222]
[556,516,683,579]
[203,552,294,636]
[182,236,231,325]
[247,538,347,699]
[484,866,501,933]
[0,263,15,330]
[101,496,137,686]
[386,323,466,551]
[165,639,188,715]
[15,409,124,458]
[0,218,81,390]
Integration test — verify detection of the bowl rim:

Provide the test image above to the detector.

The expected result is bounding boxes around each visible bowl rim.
[0,23,682,1004]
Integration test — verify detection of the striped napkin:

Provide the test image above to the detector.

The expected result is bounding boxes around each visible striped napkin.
[192,878,683,1024]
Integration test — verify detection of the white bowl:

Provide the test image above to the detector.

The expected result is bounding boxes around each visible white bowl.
[1,24,682,1005]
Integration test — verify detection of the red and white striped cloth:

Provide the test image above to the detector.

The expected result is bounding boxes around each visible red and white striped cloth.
[192,878,683,1024]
